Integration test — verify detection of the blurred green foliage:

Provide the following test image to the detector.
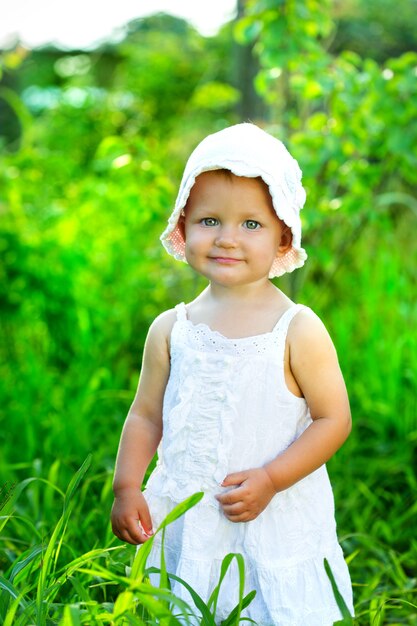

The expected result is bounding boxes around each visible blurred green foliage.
[237,0,417,441]
[331,0,417,61]
[1,3,417,623]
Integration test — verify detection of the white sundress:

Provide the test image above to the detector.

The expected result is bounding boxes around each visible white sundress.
[143,302,353,626]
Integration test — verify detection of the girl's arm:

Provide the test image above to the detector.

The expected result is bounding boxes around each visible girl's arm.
[111,310,174,544]
[264,309,351,487]
[216,309,352,522]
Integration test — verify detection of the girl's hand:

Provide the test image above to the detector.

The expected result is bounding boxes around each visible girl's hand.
[215,468,276,522]
[111,488,154,545]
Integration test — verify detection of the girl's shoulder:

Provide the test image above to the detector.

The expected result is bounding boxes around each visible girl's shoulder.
[148,307,178,341]
[146,307,183,355]
[287,306,339,368]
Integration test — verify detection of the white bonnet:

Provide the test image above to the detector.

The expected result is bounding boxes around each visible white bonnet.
[160,122,307,278]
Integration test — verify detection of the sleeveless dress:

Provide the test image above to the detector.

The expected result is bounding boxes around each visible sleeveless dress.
[143,303,353,626]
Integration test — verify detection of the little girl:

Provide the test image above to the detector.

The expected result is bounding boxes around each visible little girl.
[111,123,354,625]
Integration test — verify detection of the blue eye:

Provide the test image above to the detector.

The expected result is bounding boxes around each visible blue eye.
[201,217,219,227]
[244,220,261,230]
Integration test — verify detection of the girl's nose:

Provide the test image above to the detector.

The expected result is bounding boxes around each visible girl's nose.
[214,226,238,248]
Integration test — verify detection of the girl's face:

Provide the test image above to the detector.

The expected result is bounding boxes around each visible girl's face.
[181,171,292,288]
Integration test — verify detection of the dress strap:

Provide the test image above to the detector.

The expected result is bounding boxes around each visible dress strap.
[272,304,307,335]
[175,302,188,322]
[272,304,308,364]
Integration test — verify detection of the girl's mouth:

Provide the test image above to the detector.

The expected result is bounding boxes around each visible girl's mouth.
[210,257,242,264]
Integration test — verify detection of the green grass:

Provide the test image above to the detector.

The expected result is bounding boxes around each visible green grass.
[0,468,257,625]
[1,434,416,624]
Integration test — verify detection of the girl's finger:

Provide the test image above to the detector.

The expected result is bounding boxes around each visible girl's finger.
[216,486,245,504]
[216,493,242,506]
[114,526,139,545]
[124,527,149,546]
[138,502,154,536]
[222,502,245,515]
[112,512,152,544]
[225,512,252,523]
[125,520,151,545]
[221,472,247,487]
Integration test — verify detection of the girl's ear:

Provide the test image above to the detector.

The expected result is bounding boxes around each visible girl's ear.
[177,210,186,240]
[277,224,293,255]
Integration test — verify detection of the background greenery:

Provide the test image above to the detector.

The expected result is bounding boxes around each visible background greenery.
[1,0,416,623]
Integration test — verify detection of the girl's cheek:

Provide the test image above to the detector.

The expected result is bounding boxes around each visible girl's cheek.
[186,230,209,251]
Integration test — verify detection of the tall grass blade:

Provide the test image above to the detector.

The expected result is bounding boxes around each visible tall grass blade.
[324,558,353,624]
[158,525,171,602]
[8,544,44,583]
[58,546,119,581]
[59,604,82,626]
[131,492,204,581]
[122,585,195,625]
[159,526,169,589]
[207,553,231,613]
[0,513,41,539]
[0,481,16,512]
[0,577,34,626]
[220,590,257,626]
[115,615,147,626]
[158,492,204,530]
[130,535,156,582]
[74,564,131,586]
[113,590,135,616]
[369,595,386,626]
[0,576,29,608]
[3,595,21,626]
[63,455,92,511]
[133,593,185,625]
[36,455,92,624]
[208,552,249,622]
[147,566,215,626]
[68,576,92,605]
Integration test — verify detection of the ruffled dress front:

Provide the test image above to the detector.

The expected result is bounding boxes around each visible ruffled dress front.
[144,303,353,626]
